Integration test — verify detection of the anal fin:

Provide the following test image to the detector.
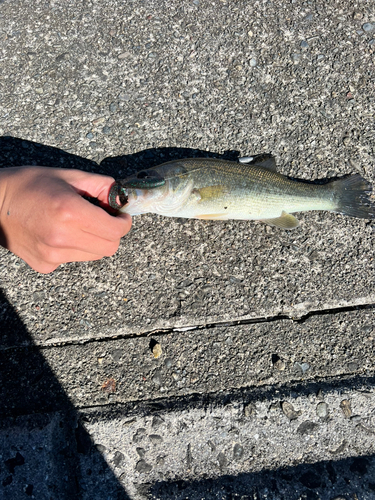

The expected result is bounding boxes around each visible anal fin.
[261,211,300,229]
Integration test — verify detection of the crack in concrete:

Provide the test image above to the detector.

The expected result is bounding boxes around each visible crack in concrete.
[1,302,373,352]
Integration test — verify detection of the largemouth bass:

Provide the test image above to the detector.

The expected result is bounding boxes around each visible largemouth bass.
[108,154,375,229]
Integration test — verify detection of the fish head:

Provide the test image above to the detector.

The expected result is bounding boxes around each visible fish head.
[111,162,194,216]
[120,184,169,215]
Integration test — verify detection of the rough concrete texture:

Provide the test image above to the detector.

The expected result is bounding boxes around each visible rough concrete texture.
[0,0,374,498]
[81,388,375,499]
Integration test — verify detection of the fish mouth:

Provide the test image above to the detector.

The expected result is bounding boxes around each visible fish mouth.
[109,171,167,210]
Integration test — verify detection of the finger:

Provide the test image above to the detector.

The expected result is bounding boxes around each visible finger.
[49,228,124,256]
[54,169,116,204]
[58,193,132,241]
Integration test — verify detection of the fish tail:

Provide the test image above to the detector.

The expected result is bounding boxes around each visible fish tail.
[331,174,375,219]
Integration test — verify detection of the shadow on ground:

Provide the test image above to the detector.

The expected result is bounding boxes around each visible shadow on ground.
[0,135,242,178]
[150,454,375,499]
[0,288,130,499]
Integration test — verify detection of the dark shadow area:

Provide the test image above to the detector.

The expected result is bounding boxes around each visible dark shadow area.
[0,289,130,499]
[0,135,241,178]
[0,136,99,172]
[150,454,375,499]
[83,374,375,426]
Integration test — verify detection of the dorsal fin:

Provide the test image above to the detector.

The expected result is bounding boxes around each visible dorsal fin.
[239,154,277,172]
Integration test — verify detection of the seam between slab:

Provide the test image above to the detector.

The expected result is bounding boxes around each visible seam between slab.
[1,302,374,352]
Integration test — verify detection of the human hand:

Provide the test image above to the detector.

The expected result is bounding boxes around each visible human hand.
[0,167,131,273]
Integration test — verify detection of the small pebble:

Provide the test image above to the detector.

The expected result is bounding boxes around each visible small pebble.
[92,117,106,126]
[164,357,172,369]
[244,403,256,417]
[109,103,117,113]
[316,402,328,418]
[113,451,124,466]
[101,378,116,393]
[291,53,301,64]
[363,23,374,32]
[152,370,162,386]
[297,421,319,435]
[369,39,375,46]
[135,460,152,473]
[250,58,257,67]
[348,361,359,371]
[300,40,309,48]
[133,428,146,443]
[281,401,301,420]
[274,359,286,371]
[86,132,94,139]
[343,136,351,147]
[233,443,244,460]
[294,362,310,374]
[149,434,163,444]
[152,343,162,359]
[340,399,352,418]
[102,125,111,134]
[317,54,324,61]
[152,415,164,428]
[217,452,227,469]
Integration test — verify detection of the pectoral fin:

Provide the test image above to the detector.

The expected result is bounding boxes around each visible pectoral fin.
[195,185,226,201]
[261,211,300,229]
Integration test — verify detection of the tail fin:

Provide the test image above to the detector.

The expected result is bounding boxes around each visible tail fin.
[331,174,375,219]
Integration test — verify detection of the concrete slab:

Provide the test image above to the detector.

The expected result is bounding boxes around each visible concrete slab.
[0,212,374,344]
[1,308,373,414]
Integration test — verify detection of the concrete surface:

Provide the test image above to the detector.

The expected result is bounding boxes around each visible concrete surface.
[0,0,374,498]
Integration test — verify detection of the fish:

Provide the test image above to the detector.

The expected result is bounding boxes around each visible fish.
[108,154,375,229]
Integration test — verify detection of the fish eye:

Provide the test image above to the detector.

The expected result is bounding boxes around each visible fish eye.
[137,171,148,179]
